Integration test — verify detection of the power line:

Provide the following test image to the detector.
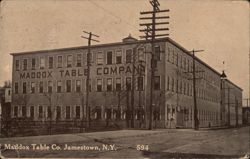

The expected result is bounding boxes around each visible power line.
[88,1,139,30]
[81,30,100,130]
[139,0,170,130]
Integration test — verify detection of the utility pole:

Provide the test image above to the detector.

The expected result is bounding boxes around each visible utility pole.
[190,49,204,130]
[244,98,249,107]
[81,30,99,130]
[139,0,169,130]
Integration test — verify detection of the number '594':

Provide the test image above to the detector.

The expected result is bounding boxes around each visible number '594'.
[136,145,149,151]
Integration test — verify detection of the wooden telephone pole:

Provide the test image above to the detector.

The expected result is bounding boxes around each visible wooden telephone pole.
[81,31,99,130]
[139,0,169,130]
[190,49,204,130]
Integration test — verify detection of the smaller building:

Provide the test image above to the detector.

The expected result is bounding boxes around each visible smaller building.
[0,86,12,121]
[220,72,243,127]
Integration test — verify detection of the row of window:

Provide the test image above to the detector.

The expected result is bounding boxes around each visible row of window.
[14,46,161,71]
[14,104,220,122]
[167,48,193,72]
[13,105,81,119]
[167,48,220,88]
[166,106,220,121]
[166,75,219,102]
[14,75,218,102]
[14,76,159,94]
[13,105,152,121]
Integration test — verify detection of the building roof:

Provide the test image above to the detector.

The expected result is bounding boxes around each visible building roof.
[225,79,243,91]
[10,36,242,91]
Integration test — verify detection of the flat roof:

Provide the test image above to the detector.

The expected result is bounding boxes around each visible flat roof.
[10,37,242,90]
[225,79,243,91]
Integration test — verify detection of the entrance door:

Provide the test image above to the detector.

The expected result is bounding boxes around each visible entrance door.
[176,109,184,127]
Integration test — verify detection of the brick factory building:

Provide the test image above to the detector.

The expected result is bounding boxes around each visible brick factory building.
[10,35,243,131]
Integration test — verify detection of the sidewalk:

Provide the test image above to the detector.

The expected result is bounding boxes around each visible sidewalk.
[0,126,241,145]
[0,129,166,145]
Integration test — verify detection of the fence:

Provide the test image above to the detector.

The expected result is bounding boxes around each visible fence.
[0,118,126,137]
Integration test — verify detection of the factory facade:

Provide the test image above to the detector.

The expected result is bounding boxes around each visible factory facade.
[10,36,243,130]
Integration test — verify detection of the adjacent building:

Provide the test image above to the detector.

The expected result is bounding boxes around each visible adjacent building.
[10,36,243,129]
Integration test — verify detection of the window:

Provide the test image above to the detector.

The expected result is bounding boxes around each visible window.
[154,76,160,90]
[30,106,34,119]
[107,78,112,91]
[97,79,102,92]
[47,107,51,119]
[38,106,43,118]
[86,52,93,65]
[176,79,179,93]
[48,81,53,93]
[190,61,193,72]
[153,109,160,120]
[116,50,122,64]
[184,58,187,70]
[14,106,18,117]
[76,54,82,67]
[138,48,145,62]
[22,82,27,94]
[32,58,36,70]
[56,106,61,119]
[97,52,103,65]
[22,106,26,117]
[172,50,175,64]
[40,57,45,69]
[126,49,132,63]
[167,48,170,62]
[167,76,170,90]
[15,60,20,71]
[23,59,28,70]
[95,108,102,119]
[180,80,183,94]
[183,82,186,95]
[154,46,161,61]
[126,77,132,90]
[86,79,91,92]
[66,106,71,119]
[137,76,144,91]
[106,109,112,119]
[187,60,190,72]
[171,78,174,92]
[49,57,53,69]
[39,81,43,93]
[76,106,80,119]
[57,56,63,68]
[176,53,178,66]
[67,55,73,67]
[107,51,113,65]
[76,80,81,92]
[180,56,182,68]
[14,82,18,94]
[116,78,121,91]
[57,81,62,93]
[190,85,193,96]
[66,80,71,92]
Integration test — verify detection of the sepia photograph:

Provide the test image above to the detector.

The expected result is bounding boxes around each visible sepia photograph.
[0,0,249,158]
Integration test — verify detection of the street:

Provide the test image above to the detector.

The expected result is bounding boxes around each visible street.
[0,126,249,158]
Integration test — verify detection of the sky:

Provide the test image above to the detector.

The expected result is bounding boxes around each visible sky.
[0,0,249,104]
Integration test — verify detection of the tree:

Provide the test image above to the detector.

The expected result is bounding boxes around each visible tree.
[3,80,11,88]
